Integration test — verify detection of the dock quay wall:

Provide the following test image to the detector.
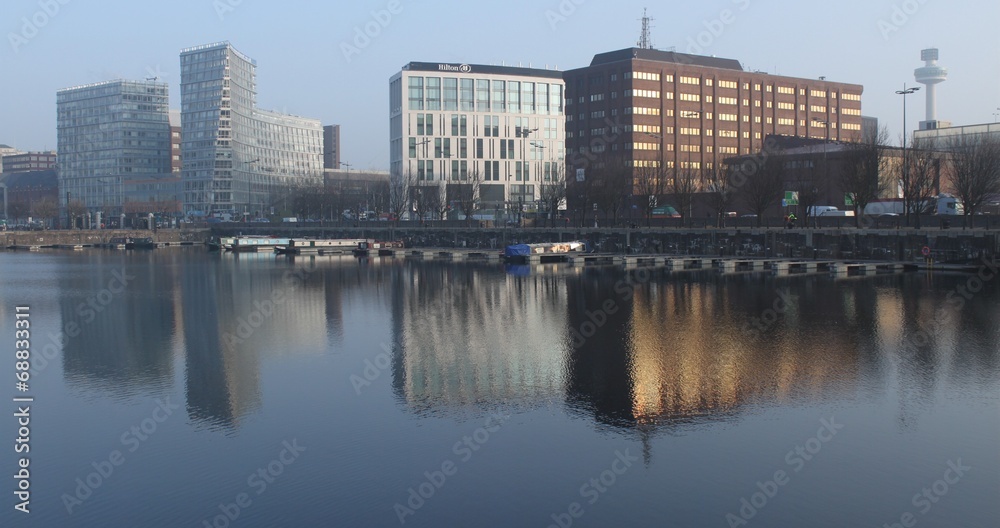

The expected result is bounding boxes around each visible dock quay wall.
[3,227,997,265]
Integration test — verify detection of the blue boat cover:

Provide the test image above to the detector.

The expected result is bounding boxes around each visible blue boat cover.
[504,244,531,257]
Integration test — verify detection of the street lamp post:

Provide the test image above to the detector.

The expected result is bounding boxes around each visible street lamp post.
[896,85,920,226]
[811,118,832,227]
[681,111,701,225]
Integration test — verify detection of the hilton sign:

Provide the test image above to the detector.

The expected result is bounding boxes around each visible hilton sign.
[438,64,472,73]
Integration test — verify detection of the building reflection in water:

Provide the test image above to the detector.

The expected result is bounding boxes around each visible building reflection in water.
[391,262,571,414]
[60,251,178,399]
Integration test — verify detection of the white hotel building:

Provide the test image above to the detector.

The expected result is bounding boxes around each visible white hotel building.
[389,62,565,212]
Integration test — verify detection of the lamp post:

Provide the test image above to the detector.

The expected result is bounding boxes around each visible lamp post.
[680,111,700,225]
[896,85,920,226]
[811,117,832,226]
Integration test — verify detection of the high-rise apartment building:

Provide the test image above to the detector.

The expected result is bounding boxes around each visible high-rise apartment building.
[57,79,172,217]
[563,48,863,200]
[323,125,341,169]
[390,62,565,212]
[180,42,323,218]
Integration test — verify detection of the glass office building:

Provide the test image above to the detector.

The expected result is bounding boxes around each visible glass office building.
[57,80,172,217]
[389,62,566,212]
[180,42,323,218]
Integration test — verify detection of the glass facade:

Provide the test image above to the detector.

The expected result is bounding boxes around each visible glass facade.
[56,80,171,214]
[180,42,323,216]
[390,64,565,211]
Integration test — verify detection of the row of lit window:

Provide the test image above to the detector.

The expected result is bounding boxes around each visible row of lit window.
[625,89,661,98]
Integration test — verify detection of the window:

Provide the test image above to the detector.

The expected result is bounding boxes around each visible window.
[443,78,458,111]
[460,79,474,111]
[624,89,660,98]
[718,130,737,138]
[625,107,660,115]
[810,89,827,98]
[778,102,794,110]
[777,118,794,126]
[631,71,661,81]
[719,80,738,89]
[680,76,699,85]
[777,86,794,95]
[718,96,737,105]
[508,81,520,113]
[680,127,700,135]
[719,113,737,121]
[476,79,489,112]
[680,93,700,102]
[842,123,861,131]
[590,93,604,102]
[408,138,416,158]
[810,105,827,113]
[408,76,424,110]
[476,139,483,158]
[841,108,861,116]
[705,79,713,86]
[842,93,861,101]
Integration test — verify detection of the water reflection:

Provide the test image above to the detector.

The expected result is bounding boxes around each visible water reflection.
[53,251,999,440]
[390,261,570,413]
[59,251,178,398]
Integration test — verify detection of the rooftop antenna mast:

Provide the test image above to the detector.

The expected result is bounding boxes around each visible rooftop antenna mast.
[637,9,653,49]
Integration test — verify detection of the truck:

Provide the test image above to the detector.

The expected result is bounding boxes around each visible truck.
[863,195,963,217]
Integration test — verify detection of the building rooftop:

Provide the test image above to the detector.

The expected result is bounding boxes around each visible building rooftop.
[587,47,744,71]
[400,62,563,80]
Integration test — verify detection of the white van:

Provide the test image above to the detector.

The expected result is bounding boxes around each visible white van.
[807,206,839,216]
[819,210,855,217]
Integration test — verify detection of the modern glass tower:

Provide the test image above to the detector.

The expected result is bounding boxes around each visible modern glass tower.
[180,42,323,218]
[56,79,171,218]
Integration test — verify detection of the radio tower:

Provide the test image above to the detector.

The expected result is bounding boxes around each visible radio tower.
[914,48,949,130]
[637,9,653,49]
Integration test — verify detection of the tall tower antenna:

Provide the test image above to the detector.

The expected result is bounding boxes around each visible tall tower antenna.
[637,9,654,49]
[914,48,948,130]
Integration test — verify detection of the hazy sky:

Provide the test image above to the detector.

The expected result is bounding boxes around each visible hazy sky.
[3,0,998,169]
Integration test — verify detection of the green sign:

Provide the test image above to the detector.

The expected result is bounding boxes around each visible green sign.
[844,193,855,206]
[784,191,799,206]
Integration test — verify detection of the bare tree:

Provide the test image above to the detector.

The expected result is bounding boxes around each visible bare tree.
[539,161,568,227]
[633,163,665,226]
[431,184,449,220]
[410,184,436,223]
[739,149,786,227]
[946,133,1000,228]
[389,170,413,224]
[67,200,88,229]
[590,154,631,226]
[703,167,736,227]
[670,167,698,227]
[791,159,825,228]
[32,198,59,227]
[901,138,940,228]
[453,167,484,226]
[841,126,892,227]
[7,200,29,224]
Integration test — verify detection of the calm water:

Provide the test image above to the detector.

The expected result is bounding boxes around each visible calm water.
[0,249,998,527]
